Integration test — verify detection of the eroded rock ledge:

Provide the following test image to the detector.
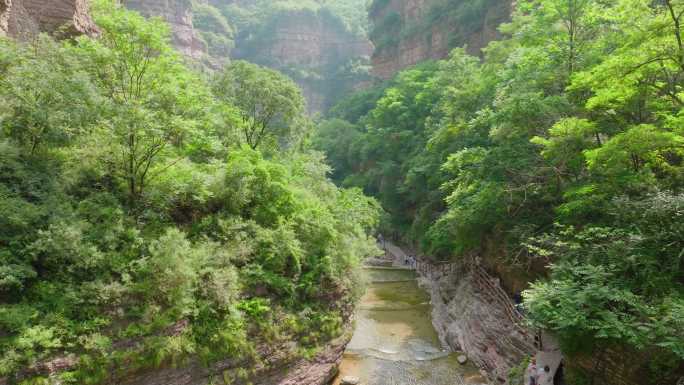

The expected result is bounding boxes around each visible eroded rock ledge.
[0,0,98,39]
[114,331,351,385]
[0,324,352,385]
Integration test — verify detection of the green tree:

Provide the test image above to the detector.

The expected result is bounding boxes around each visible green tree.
[75,0,211,205]
[213,61,307,151]
[0,36,98,154]
[312,119,363,182]
[193,3,235,59]
[524,193,684,363]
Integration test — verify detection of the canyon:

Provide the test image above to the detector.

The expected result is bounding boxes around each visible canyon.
[230,6,373,113]
[0,0,512,110]
[119,0,373,113]
[0,2,522,384]
[369,0,512,79]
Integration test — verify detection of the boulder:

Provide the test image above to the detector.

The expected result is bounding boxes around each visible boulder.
[340,376,361,385]
[457,354,468,364]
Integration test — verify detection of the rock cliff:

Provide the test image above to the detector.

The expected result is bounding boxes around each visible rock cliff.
[369,0,512,79]
[232,7,373,113]
[123,0,206,59]
[0,0,98,39]
[118,1,372,113]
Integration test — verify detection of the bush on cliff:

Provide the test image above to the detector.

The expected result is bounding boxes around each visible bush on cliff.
[0,1,379,383]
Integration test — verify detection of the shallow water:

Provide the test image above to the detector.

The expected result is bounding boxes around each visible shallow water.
[333,267,487,385]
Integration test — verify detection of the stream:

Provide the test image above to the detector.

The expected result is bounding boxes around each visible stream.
[332,266,488,385]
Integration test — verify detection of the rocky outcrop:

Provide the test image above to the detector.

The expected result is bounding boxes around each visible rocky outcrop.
[0,0,9,36]
[112,332,350,385]
[417,260,536,384]
[124,0,205,59]
[0,0,98,39]
[369,0,512,79]
[381,242,535,383]
[1,325,352,385]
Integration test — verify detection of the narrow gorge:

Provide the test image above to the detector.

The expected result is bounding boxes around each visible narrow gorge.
[1,1,683,385]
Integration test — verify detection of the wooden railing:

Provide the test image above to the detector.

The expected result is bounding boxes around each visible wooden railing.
[470,263,537,352]
[382,241,536,347]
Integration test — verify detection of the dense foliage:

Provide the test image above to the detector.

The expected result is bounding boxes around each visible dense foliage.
[317,0,684,382]
[216,0,369,39]
[0,1,379,383]
[193,3,235,61]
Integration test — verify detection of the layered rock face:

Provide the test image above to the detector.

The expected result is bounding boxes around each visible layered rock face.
[369,0,512,79]
[236,11,371,71]
[124,0,206,59]
[120,1,371,113]
[0,0,98,39]
[233,9,373,113]
[418,262,536,383]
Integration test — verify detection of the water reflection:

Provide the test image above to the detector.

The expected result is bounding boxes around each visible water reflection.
[333,268,487,385]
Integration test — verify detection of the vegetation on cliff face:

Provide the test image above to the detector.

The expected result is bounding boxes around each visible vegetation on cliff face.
[316,0,684,382]
[216,0,372,113]
[369,0,510,56]
[215,0,369,39]
[0,1,379,383]
[193,3,235,60]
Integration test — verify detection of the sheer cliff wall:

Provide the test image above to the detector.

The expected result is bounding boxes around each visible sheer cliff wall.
[369,0,512,79]
[123,0,206,59]
[232,8,372,113]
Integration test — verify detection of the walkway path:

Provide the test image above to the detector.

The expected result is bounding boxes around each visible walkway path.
[378,241,564,385]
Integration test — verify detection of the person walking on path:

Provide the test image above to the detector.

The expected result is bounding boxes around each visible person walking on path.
[526,357,538,385]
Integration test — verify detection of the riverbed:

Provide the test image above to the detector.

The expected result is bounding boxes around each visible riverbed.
[333,266,488,385]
